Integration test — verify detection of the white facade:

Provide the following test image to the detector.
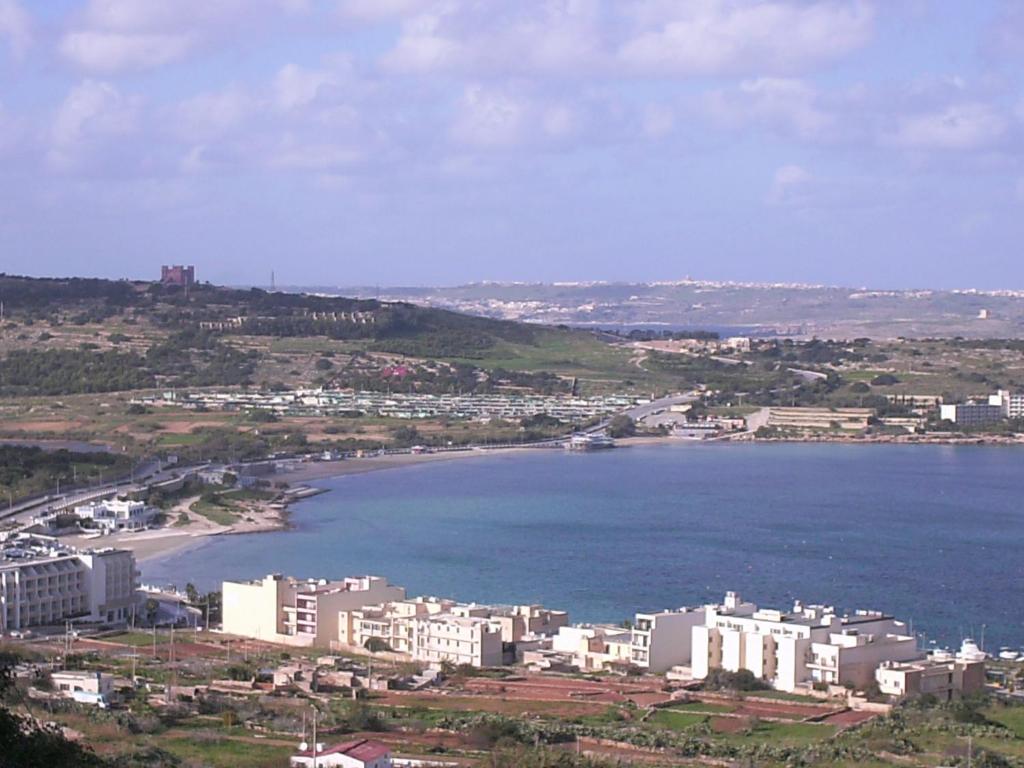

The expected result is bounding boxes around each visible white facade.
[630,608,706,673]
[73,499,158,532]
[551,624,633,671]
[990,390,1024,419]
[691,592,920,692]
[52,670,114,707]
[290,739,391,768]
[413,612,504,667]
[222,574,405,647]
[0,547,137,632]
[340,598,565,668]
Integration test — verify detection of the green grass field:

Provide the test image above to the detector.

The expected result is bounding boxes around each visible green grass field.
[717,721,836,746]
[987,706,1024,738]
[189,499,239,526]
[647,709,709,731]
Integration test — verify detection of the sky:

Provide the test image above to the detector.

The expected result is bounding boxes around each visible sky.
[1,1,1023,289]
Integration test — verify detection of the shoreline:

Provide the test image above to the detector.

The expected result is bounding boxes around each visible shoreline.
[122,434,1024,568]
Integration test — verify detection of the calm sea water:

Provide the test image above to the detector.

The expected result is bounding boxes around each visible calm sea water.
[142,443,1024,649]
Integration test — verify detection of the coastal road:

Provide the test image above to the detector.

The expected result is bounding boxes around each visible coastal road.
[623,392,700,422]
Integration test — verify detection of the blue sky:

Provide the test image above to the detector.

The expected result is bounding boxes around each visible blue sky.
[1,1,1023,289]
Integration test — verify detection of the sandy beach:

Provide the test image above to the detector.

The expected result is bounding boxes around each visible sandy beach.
[104,446,557,565]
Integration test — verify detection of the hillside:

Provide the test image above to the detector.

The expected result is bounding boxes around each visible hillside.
[0,274,593,397]
[301,280,1024,339]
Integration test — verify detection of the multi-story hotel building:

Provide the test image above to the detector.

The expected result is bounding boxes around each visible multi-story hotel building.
[221,574,405,647]
[630,607,707,673]
[0,546,137,632]
[692,592,920,692]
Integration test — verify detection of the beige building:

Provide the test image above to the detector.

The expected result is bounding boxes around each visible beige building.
[340,599,563,668]
[767,407,873,431]
[692,592,920,692]
[0,547,137,632]
[551,624,634,671]
[222,574,405,647]
[876,642,987,701]
[414,612,503,667]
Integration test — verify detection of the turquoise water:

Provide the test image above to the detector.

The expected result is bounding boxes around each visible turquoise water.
[143,443,1024,649]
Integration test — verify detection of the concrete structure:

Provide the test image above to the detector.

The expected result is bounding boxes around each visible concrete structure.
[222,574,405,647]
[551,624,633,671]
[631,607,706,673]
[0,544,137,632]
[291,739,391,768]
[73,498,158,532]
[990,390,1024,419]
[414,611,503,668]
[160,265,195,287]
[940,402,1004,427]
[885,394,942,414]
[691,592,920,692]
[876,649,986,702]
[52,670,114,707]
[339,598,556,667]
[491,604,568,643]
[767,407,873,431]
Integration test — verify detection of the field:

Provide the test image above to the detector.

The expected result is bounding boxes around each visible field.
[8,628,1024,768]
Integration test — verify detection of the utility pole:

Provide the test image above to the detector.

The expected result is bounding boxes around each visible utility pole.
[309,708,317,768]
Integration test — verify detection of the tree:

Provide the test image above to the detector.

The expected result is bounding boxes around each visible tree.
[144,598,159,626]
[364,637,392,653]
[607,414,636,438]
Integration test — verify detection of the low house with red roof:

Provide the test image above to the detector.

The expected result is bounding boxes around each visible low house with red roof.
[290,738,391,768]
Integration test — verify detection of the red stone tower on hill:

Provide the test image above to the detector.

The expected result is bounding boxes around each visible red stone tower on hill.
[160,265,195,287]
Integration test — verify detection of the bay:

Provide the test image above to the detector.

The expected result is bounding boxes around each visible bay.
[142,443,1024,649]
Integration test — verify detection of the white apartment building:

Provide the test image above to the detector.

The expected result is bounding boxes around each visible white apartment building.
[413,612,503,668]
[692,592,920,692]
[340,599,561,667]
[222,574,405,647]
[0,546,137,632]
[990,390,1024,419]
[339,596,455,655]
[630,607,706,673]
[73,498,159,532]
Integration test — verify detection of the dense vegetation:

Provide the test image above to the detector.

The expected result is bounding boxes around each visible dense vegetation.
[0,349,154,395]
[0,446,130,499]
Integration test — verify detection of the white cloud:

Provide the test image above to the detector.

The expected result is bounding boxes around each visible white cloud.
[273,63,340,110]
[382,0,604,75]
[706,78,836,140]
[0,0,30,59]
[451,86,529,148]
[767,163,812,204]
[338,0,433,21]
[59,31,193,73]
[641,104,675,138]
[885,102,1008,151]
[59,0,298,73]
[618,0,875,76]
[49,79,139,169]
[173,87,254,141]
